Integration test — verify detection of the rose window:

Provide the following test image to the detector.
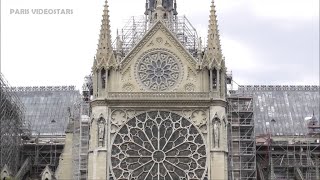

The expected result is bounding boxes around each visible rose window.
[136,51,180,91]
[111,111,207,180]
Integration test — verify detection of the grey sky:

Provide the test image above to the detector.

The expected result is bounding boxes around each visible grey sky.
[1,0,319,89]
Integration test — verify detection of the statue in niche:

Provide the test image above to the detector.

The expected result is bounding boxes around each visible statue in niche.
[98,118,105,147]
[213,118,220,148]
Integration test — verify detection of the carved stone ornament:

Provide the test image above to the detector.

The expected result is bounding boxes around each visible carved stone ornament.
[111,110,127,126]
[111,111,207,180]
[122,83,134,92]
[190,110,207,127]
[135,49,182,91]
[156,37,163,44]
[185,83,195,92]
[190,110,208,134]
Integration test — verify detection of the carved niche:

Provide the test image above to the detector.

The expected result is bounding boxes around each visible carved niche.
[97,117,106,147]
[212,113,221,148]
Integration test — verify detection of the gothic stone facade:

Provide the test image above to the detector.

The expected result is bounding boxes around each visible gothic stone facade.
[88,23,228,180]
[87,1,228,179]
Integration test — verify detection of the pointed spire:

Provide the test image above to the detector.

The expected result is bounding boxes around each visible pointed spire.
[146,0,176,23]
[206,0,223,68]
[95,0,113,69]
[155,0,166,20]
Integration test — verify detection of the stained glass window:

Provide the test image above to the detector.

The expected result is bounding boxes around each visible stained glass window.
[111,111,206,180]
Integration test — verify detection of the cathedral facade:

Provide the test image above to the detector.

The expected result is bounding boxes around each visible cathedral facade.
[88,0,228,179]
[2,1,319,180]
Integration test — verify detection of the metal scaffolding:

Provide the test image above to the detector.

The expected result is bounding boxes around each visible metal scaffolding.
[229,85,320,180]
[0,73,26,174]
[72,103,90,180]
[256,131,320,179]
[20,135,65,177]
[15,86,81,178]
[228,91,257,180]
[73,76,91,180]
[114,15,199,59]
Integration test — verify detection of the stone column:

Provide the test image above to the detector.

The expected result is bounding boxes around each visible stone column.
[217,68,220,93]
[210,69,213,92]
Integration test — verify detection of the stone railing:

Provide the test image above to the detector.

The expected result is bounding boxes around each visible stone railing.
[107,92,213,100]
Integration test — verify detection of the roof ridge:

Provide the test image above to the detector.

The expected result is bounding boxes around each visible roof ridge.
[238,85,320,91]
[7,86,77,92]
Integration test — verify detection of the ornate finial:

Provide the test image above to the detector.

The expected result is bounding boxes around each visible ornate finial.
[116,29,122,52]
[95,0,113,69]
[205,0,223,67]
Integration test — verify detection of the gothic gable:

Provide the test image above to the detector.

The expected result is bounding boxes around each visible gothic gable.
[121,21,198,68]
[112,21,202,92]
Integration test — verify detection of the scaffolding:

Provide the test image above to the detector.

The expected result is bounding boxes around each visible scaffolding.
[20,134,65,177]
[73,76,91,180]
[114,15,199,59]
[256,132,320,179]
[72,103,90,180]
[228,91,257,180]
[15,86,81,178]
[0,73,26,174]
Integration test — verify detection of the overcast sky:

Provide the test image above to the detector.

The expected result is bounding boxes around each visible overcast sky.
[1,0,319,89]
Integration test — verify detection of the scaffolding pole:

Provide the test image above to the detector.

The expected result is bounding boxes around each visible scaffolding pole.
[0,73,25,174]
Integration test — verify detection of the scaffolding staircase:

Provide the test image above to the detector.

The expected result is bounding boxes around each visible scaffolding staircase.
[295,167,304,180]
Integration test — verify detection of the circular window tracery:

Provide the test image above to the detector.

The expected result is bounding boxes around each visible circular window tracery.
[136,50,181,91]
[111,111,207,180]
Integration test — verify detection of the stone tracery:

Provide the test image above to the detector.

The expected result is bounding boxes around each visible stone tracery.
[136,50,180,91]
[111,111,207,179]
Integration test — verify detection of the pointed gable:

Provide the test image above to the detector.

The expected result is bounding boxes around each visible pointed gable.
[105,20,205,92]
[120,20,198,69]
[0,165,12,179]
[40,165,55,180]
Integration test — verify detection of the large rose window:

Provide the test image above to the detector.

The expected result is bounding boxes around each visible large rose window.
[136,50,180,91]
[111,111,207,180]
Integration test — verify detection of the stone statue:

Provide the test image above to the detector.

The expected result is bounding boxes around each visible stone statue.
[213,119,220,148]
[98,119,105,147]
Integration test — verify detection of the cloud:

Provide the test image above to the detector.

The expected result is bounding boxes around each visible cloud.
[1,0,318,88]
[250,0,319,20]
